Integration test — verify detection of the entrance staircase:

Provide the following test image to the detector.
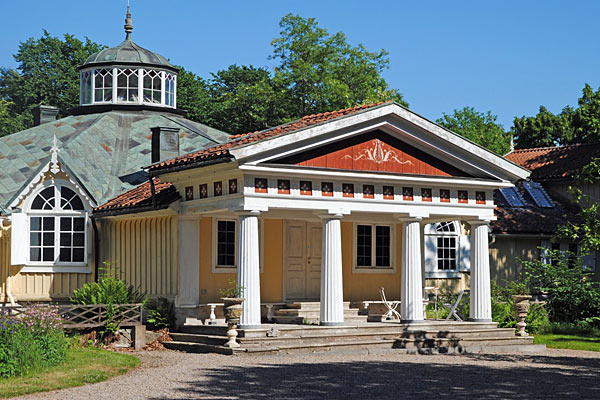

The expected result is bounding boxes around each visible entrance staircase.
[271,302,367,324]
[164,320,546,356]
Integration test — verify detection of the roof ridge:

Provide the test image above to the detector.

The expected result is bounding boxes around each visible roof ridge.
[228,101,390,140]
[509,142,598,154]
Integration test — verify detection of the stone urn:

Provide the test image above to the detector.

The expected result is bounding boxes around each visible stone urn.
[220,297,245,348]
[512,295,532,337]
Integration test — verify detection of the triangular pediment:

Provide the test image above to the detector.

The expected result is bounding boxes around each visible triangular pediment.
[273,130,469,177]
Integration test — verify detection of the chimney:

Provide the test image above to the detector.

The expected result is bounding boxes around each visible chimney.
[151,126,180,163]
[32,105,59,126]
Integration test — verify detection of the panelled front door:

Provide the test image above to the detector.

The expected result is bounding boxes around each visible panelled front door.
[284,220,322,300]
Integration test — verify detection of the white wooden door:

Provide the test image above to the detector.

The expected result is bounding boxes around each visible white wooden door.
[285,220,322,300]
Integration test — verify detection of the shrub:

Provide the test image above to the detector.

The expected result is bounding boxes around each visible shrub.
[71,276,146,306]
[145,297,175,331]
[71,271,146,341]
[0,305,68,378]
[521,249,600,323]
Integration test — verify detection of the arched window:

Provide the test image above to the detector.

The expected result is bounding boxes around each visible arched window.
[424,221,470,278]
[27,184,88,265]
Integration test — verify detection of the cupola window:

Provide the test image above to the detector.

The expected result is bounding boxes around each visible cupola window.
[94,68,114,103]
[80,71,93,105]
[143,70,162,104]
[117,68,139,102]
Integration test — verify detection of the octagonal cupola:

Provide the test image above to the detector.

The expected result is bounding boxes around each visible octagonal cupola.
[78,6,177,109]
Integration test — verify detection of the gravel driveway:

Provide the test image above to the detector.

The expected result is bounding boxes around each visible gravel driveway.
[17,348,600,399]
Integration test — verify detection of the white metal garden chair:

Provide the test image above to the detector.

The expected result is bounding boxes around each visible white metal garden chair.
[379,287,401,321]
[444,290,470,321]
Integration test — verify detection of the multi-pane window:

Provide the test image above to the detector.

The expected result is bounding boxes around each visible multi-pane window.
[80,71,92,105]
[165,73,176,107]
[432,222,458,271]
[357,225,372,266]
[356,224,392,268]
[436,237,457,270]
[94,69,113,102]
[116,68,139,102]
[28,185,87,265]
[143,70,162,104]
[216,220,236,267]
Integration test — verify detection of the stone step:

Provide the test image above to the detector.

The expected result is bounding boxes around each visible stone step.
[170,333,228,346]
[179,325,228,335]
[236,328,518,345]
[284,302,353,311]
[271,315,367,325]
[163,341,236,355]
[242,336,538,355]
[239,322,498,338]
[274,309,361,318]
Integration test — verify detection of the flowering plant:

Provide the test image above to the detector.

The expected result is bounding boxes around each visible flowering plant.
[19,304,63,334]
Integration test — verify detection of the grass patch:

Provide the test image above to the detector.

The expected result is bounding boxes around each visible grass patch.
[534,334,600,352]
[0,346,140,398]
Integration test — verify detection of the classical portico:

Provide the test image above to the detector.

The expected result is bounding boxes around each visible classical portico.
[150,102,529,327]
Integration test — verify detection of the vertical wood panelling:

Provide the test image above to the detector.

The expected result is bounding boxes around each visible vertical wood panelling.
[96,215,177,297]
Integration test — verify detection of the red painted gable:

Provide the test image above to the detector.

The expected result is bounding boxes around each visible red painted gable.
[275,131,467,177]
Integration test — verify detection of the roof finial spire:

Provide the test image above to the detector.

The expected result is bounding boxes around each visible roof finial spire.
[124,1,133,40]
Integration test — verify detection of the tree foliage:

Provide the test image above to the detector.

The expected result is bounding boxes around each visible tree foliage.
[521,250,600,323]
[0,31,104,135]
[557,158,600,255]
[271,14,407,117]
[436,107,511,155]
[0,17,409,137]
[512,84,600,148]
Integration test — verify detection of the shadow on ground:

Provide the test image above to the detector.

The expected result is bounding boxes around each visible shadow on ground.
[152,353,600,400]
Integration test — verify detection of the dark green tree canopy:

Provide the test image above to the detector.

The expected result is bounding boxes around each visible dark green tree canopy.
[0,16,409,137]
[512,84,600,149]
[0,30,104,134]
[436,107,511,155]
[271,14,407,117]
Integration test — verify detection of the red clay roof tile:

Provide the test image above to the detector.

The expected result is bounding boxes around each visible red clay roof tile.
[505,143,600,181]
[147,102,390,172]
[94,178,175,213]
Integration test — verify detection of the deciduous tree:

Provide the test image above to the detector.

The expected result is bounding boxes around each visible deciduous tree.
[436,107,511,155]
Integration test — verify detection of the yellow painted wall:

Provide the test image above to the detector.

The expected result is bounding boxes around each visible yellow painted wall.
[99,215,178,297]
[199,216,234,303]
[199,217,284,303]
[489,237,540,284]
[341,222,403,302]
[0,224,94,302]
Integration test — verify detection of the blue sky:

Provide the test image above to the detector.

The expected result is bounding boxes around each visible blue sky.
[1,1,599,128]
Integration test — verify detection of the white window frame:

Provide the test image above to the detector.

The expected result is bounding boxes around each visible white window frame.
[424,221,465,279]
[20,180,91,273]
[352,223,396,274]
[211,217,264,273]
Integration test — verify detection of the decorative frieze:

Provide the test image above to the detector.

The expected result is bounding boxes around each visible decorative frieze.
[180,175,490,207]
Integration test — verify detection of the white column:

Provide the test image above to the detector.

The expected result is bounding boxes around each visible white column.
[400,217,424,323]
[469,220,492,322]
[237,211,261,328]
[176,217,200,307]
[320,214,344,326]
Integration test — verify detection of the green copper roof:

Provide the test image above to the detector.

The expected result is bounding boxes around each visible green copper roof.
[0,110,229,209]
[83,39,175,70]
[81,6,176,71]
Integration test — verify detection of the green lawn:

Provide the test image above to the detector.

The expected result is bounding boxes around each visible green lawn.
[0,346,140,398]
[534,334,600,352]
